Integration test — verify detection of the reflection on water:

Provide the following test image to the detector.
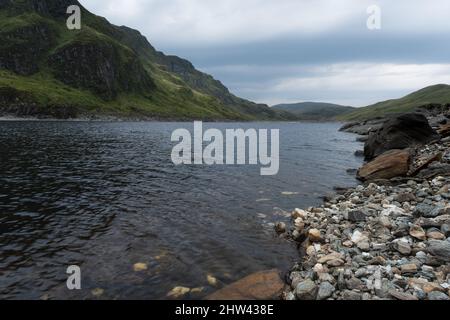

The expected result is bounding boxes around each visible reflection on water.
[0,121,362,299]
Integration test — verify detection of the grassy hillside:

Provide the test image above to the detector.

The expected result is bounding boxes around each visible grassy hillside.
[272,102,354,120]
[0,0,284,120]
[338,84,450,121]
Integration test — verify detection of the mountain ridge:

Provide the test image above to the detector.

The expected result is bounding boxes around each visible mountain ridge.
[338,84,450,121]
[0,0,285,120]
[272,102,355,120]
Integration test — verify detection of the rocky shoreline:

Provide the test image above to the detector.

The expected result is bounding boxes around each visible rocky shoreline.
[280,105,450,300]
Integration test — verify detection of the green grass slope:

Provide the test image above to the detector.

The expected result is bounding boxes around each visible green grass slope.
[338,84,450,121]
[272,102,354,120]
[0,0,284,120]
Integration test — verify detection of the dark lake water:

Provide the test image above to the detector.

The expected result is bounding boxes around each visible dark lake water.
[0,121,362,299]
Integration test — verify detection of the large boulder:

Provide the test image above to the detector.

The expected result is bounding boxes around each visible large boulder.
[357,149,411,181]
[48,36,155,100]
[364,113,438,160]
[205,270,284,300]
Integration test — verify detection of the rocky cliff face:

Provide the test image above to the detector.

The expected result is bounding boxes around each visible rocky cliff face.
[48,35,155,100]
[0,0,284,119]
[0,17,55,75]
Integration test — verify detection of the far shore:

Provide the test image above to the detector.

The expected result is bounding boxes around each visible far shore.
[0,115,346,123]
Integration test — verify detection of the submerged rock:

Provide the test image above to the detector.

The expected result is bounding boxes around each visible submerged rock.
[167,286,191,299]
[206,270,284,300]
[274,222,287,234]
[133,262,148,272]
[207,274,218,287]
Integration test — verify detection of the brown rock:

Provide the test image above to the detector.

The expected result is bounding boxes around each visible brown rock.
[274,222,286,234]
[308,229,322,242]
[408,278,428,290]
[401,264,418,274]
[327,259,345,267]
[394,241,412,256]
[368,256,387,266]
[439,185,450,194]
[292,208,308,220]
[427,229,445,240]
[205,270,284,300]
[409,225,426,240]
[357,149,410,181]
[318,252,345,264]
[423,282,445,294]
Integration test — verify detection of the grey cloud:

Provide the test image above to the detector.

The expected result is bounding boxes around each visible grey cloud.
[79,0,450,106]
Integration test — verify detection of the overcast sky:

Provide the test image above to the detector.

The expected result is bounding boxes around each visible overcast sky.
[79,0,450,107]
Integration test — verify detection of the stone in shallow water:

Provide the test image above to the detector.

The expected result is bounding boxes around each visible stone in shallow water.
[274,222,286,234]
[133,262,148,272]
[190,287,204,295]
[292,208,308,220]
[206,269,284,300]
[167,287,191,299]
[207,274,218,287]
[91,288,104,297]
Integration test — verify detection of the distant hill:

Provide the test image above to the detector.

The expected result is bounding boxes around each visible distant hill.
[0,0,286,120]
[272,102,355,120]
[338,84,450,121]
